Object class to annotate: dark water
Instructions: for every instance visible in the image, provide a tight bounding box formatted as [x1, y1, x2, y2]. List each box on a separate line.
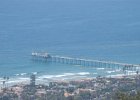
[0, 0, 140, 83]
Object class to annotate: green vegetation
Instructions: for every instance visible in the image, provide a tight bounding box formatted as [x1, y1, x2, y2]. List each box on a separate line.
[114, 91, 140, 100]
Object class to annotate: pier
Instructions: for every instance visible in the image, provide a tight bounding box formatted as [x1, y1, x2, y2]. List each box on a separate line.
[32, 52, 140, 71]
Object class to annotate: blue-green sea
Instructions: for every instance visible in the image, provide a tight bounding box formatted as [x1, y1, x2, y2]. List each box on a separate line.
[0, 0, 140, 84]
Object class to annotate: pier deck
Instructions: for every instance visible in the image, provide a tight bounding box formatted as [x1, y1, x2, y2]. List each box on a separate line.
[32, 52, 140, 70]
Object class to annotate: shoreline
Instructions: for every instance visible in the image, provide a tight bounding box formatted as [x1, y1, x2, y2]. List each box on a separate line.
[0, 72, 138, 87]
[0, 73, 139, 88]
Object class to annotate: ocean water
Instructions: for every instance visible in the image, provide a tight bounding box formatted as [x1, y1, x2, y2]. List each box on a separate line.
[0, 0, 140, 84]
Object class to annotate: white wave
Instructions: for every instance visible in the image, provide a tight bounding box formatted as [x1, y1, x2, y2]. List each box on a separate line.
[126, 71, 136, 73]
[7, 80, 24, 84]
[18, 77, 30, 80]
[38, 74, 67, 79]
[55, 75, 66, 78]
[0, 77, 30, 86]
[0, 78, 5, 82]
[38, 75, 55, 79]
[136, 67, 140, 70]
[32, 72, 38, 75]
[106, 74, 125, 78]
[38, 72, 90, 79]
[97, 68, 105, 70]
[107, 71, 116, 73]
[0, 72, 91, 86]
[77, 72, 90, 75]
[8, 78, 29, 83]
[126, 71, 137, 75]
[39, 74, 73, 79]
[15, 74, 20, 76]
[20, 73, 27, 76]
[129, 73, 137, 75]
[63, 73, 76, 76]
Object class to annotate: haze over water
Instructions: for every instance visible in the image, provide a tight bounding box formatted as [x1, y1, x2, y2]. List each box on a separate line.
[0, 0, 140, 83]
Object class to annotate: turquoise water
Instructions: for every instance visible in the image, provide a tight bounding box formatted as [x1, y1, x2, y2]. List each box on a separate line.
[0, 0, 140, 83]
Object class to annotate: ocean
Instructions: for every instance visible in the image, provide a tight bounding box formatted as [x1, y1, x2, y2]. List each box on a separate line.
[0, 0, 140, 85]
